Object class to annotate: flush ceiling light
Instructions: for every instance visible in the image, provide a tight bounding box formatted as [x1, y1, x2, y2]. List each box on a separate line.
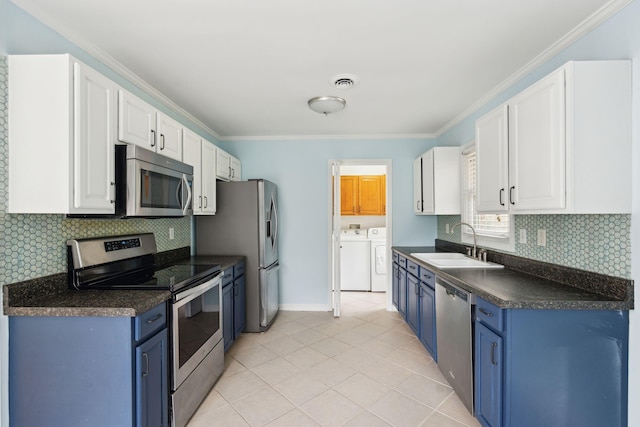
[308, 96, 346, 115]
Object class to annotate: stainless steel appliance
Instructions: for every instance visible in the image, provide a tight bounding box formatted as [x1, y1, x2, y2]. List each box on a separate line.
[435, 277, 476, 414]
[117, 144, 193, 217]
[196, 179, 280, 332]
[67, 233, 223, 427]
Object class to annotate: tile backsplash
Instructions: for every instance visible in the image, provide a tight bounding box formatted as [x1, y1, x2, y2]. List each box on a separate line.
[437, 214, 631, 279]
[0, 55, 191, 286]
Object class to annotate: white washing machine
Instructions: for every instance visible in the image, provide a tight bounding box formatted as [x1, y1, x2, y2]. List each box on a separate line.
[368, 227, 387, 292]
[340, 229, 371, 291]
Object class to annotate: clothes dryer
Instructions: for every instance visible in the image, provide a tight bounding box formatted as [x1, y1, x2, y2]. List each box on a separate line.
[368, 227, 387, 292]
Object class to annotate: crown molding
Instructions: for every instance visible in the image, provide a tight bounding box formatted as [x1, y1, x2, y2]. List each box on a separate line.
[10, 0, 223, 142]
[435, 0, 633, 137]
[221, 132, 436, 142]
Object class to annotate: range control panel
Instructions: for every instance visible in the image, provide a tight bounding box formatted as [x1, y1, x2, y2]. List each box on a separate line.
[104, 238, 142, 252]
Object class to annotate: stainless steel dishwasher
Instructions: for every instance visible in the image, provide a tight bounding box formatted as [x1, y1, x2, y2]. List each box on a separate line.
[436, 277, 476, 414]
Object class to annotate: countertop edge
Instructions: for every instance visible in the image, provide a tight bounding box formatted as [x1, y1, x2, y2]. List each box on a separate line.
[393, 246, 633, 311]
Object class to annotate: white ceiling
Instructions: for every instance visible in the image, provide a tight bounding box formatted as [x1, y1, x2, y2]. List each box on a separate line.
[11, 0, 629, 141]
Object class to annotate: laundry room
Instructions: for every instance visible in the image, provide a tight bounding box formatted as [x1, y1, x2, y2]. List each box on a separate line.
[338, 164, 388, 295]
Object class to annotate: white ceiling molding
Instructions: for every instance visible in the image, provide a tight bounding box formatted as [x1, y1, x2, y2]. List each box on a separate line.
[9, 0, 223, 142]
[222, 133, 438, 142]
[435, 0, 633, 138]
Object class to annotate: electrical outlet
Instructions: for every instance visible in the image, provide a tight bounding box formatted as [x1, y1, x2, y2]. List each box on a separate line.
[537, 229, 546, 247]
[169, 227, 175, 240]
[445, 224, 450, 234]
[519, 229, 527, 244]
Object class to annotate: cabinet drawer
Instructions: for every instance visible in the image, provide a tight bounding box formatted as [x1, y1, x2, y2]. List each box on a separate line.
[134, 303, 167, 342]
[476, 297, 504, 333]
[406, 260, 420, 277]
[392, 252, 399, 264]
[398, 255, 407, 269]
[221, 268, 234, 286]
[419, 267, 435, 288]
[234, 261, 245, 278]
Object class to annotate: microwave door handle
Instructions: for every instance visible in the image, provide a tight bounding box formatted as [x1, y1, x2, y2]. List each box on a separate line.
[182, 174, 192, 215]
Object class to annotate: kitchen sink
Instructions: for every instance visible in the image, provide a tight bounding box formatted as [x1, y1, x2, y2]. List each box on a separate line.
[410, 252, 504, 269]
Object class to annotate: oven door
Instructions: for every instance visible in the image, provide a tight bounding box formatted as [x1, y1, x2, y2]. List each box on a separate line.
[127, 157, 193, 217]
[171, 276, 222, 389]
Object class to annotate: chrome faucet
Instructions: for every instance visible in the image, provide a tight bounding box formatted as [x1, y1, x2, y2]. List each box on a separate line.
[451, 222, 477, 259]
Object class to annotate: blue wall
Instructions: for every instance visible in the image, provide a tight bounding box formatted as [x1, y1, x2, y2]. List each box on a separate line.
[219, 138, 437, 306]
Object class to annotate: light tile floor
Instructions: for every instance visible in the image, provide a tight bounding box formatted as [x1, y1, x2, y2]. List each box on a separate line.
[187, 292, 482, 427]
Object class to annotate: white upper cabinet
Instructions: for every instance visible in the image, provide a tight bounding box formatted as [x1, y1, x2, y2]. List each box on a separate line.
[201, 142, 218, 213]
[8, 54, 116, 214]
[118, 90, 183, 161]
[183, 129, 217, 215]
[215, 147, 241, 181]
[118, 89, 156, 149]
[413, 147, 460, 215]
[156, 112, 183, 161]
[476, 105, 509, 212]
[476, 60, 631, 214]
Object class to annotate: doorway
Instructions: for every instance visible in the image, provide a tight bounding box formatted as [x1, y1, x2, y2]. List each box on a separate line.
[328, 159, 392, 317]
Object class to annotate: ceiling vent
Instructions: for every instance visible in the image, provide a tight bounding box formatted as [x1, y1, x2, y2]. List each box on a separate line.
[331, 74, 358, 90]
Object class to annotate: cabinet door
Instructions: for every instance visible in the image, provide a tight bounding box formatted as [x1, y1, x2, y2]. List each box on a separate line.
[73, 61, 116, 213]
[476, 104, 509, 213]
[201, 141, 218, 214]
[418, 283, 436, 360]
[136, 328, 168, 427]
[216, 148, 231, 181]
[381, 175, 386, 215]
[398, 268, 407, 318]
[340, 176, 358, 215]
[421, 150, 435, 213]
[156, 112, 183, 161]
[182, 129, 203, 213]
[406, 273, 419, 333]
[358, 176, 383, 215]
[234, 276, 246, 337]
[392, 263, 399, 308]
[509, 68, 565, 211]
[222, 284, 234, 351]
[413, 157, 423, 214]
[475, 323, 503, 427]
[118, 89, 156, 149]
[230, 155, 242, 181]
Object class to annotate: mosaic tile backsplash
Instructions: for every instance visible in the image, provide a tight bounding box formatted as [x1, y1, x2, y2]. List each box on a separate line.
[0, 55, 191, 286]
[437, 214, 631, 279]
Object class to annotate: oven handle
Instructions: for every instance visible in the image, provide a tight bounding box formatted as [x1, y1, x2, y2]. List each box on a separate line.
[173, 276, 220, 304]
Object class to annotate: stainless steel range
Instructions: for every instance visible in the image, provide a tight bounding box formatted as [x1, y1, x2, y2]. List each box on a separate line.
[67, 233, 224, 427]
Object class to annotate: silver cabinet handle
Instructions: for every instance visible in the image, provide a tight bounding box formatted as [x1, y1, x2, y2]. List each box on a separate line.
[491, 342, 498, 366]
[146, 313, 163, 324]
[160, 134, 165, 150]
[150, 129, 156, 147]
[479, 307, 494, 317]
[509, 186, 515, 205]
[199, 196, 202, 208]
[142, 352, 149, 377]
[499, 188, 505, 206]
[204, 196, 208, 208]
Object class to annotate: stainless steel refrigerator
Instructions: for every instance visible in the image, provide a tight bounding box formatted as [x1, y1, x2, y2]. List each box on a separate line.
[196, 179, 279, 332]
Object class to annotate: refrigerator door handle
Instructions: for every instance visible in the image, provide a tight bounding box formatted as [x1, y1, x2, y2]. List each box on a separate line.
[271, 193, 279, 251]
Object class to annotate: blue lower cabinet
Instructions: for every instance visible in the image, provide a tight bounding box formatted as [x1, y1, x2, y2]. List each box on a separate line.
[398, 267, 407, 318]
[406, 273, 420, 333]
[222, 260, 246, 352]
[233, 275, 246, 338]
[475, 323, 502, 427]
[9, 302, 169, 427]
[418, 282, 436, 360]
[392, 263, 399, 308]
[136, 329, 169, 427]
[474, 297, 629, 427]
[222, 282, 234, 351]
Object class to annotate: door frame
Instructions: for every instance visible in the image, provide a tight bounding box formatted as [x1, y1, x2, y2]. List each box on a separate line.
[327, 159, 393, 315]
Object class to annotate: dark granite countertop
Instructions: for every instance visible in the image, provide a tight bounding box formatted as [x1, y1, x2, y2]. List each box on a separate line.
[393, 245, 633, 310]
[3, 251, 245, 317]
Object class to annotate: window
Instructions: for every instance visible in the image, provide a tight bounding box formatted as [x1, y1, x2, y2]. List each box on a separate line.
[460, 143, 515, 251]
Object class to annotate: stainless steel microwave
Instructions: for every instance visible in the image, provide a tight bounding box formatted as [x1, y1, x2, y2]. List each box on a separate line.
[116, 144, 193, 217]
